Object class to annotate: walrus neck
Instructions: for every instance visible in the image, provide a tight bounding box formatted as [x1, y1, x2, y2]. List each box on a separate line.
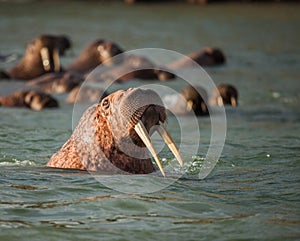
[9, 58, 45, 80]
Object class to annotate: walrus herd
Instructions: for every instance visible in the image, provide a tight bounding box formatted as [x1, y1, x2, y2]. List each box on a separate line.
[0, 34, 238, 175]
[0, 34, 236, 109]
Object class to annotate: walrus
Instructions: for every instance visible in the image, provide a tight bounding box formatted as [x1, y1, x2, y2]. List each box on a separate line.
[66, 86, 108, 104]
[66, 39, 124, 75]
[0, 90, 59, 111]
[166, 85, 209, 116]
[96, 54, 175, 83]
[1, 34, 71, 80]
[209, 84, 238, 107]
[167, 47, 226, 69]
[26, 72, 84, 94]
[46, 88, 183, 176]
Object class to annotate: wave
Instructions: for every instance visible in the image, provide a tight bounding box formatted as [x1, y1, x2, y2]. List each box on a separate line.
[0, 159, 36, 167]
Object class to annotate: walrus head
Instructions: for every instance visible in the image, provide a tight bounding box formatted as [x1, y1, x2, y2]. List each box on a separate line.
[47, 88, 183, 176]
[209, 84, 238, 107]
[31, 34, 71, 72]
[180, 85, 209, 116]
[97, 40, 124, 65]
[166, 85, 208, 116]
[66, 39, 124, 74]
[0, 90, 58, 110]
[24, 90, 59, 111]
[8, 34, 71, 80]
[202, 47, 226, 65]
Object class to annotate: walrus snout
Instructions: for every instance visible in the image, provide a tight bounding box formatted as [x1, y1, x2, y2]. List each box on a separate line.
[140, 105, 166, 134]
[118, 88, 166, 126]
[118, 88, 183, 175]
[24, 90, 59, 111]
[209, 84, 238, 107]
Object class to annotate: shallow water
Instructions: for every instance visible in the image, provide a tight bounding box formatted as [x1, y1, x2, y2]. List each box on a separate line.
[0, 1, 300, 241]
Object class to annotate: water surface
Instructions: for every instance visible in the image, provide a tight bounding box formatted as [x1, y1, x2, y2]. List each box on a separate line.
[0, 2, 300, 241]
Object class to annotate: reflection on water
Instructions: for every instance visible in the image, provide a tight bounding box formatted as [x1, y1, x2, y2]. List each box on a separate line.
[0, 1, 300, 241]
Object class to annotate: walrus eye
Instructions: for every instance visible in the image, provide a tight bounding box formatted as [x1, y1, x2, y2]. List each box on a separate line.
[101, 98, 110, 110]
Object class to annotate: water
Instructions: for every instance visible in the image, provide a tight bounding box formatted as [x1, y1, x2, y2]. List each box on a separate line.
[1, 1, 300, 240]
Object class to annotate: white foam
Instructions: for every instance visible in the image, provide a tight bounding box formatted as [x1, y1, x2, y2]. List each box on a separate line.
[0, 159, 36, 167]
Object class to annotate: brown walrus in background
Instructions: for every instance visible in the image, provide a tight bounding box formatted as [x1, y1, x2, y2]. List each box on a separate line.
[209, 84, 238, 107]
[166, 85, 209, 116]
[66, 39, 124, 75]
[66, 85, 108, 104]
[167, 47, 226, 69]
[93, 54, 175, 83]
[25, 39, 123, 93]
[26, 72, 84, 94]
[0, 34, 71, 80]
[0, 90, 59, 111]
[46, 88, 183, 176]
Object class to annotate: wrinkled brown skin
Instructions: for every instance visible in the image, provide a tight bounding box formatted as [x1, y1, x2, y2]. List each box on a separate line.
[0, 90, 59, 111]
[2, 35, 71, 81]
[98, 54, 175, 83]
[26, 72, 84, 94]
[66, 39, 124, 74]
[209, 84, 238, 107]
[168, 85, 209, 116]
[66, 86, 108, 104]
[46, 88, 166, 174]
[167, 47, 226, 69]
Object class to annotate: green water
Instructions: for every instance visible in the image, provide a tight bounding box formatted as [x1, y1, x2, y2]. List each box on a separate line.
[0, 1, 300, 240]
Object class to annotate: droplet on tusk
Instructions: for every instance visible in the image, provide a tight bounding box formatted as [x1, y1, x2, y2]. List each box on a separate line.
[134, 120, 165, 177]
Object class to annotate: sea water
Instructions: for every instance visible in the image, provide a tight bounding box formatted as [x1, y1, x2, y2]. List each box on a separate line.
[0, 2, 299, 240]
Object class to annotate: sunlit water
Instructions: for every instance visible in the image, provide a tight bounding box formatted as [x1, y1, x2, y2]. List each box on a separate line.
[0, 2, 300, 241]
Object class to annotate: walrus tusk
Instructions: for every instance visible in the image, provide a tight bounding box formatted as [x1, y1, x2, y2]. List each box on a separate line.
[156, 121, 184, 167]
[217, 96, 223, 107]
[201, 102, 207, 113]
[53, 48, 60, 72]
[186, 100, 193, 112]
[134, 120, 165, 177]
[40, 47, 51, 71]
[231, 96, 237, 107]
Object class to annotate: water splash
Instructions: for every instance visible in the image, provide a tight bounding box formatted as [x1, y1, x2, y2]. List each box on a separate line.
[0, 158, 36, 167]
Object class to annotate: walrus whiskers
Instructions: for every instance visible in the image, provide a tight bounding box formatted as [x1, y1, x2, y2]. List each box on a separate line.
[134, 120, 165, 177]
